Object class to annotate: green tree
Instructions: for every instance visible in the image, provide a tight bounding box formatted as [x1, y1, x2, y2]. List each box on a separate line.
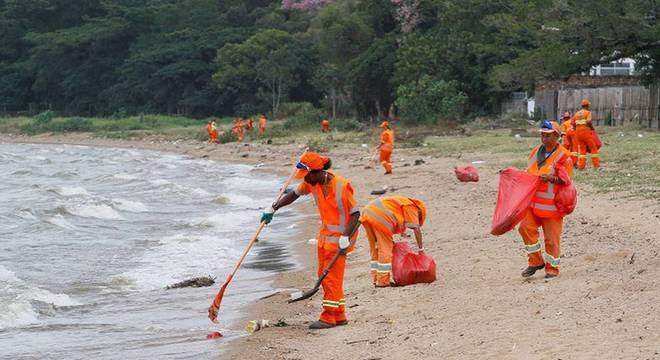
[214, 29, 317, 118]
[395, 75, 466, 123]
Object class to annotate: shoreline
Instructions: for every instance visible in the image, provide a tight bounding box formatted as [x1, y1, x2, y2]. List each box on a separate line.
[3, 132, 660, 359]
[0, 132, 320, 355]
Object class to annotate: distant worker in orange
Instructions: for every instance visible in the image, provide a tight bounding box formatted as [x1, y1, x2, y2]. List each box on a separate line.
[261, 152, 360, 329]
[572, 99, 600, 170]
[361, 196, 426, 287]
[207, 120, 218, 143]
[519, 120, 573, 279]
[246, 117, 254, 131]
[561, 111, 578, 165]
[321, 118, 331, 133]
[378, 121, 394, 175]
[236, 118, 245, 143]
[259, 114, 267, 135]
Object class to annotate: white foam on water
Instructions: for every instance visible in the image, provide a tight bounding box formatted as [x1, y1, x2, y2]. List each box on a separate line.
[18, 287, 82, 307]
[47, 215, 77, 230]
[0, 265, 82, 329]
[191, 212, 251, 232]
[112, 198, 149, 213]
[0, 265, 20, 283]
[67, 203, 124, 220]
[0, 302, 40, 329]
[15, 209, 37, 221]
[26, 155, 48, 161]
[115, 234, 242, 290]
[114, 173, 138, 180]
[54, 186, 90, 197]
[149, 179, 172, 186]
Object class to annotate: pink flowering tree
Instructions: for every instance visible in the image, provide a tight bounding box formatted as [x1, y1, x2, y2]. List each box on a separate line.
[281, 0, 335, 13]
[391, 0, 422, 33]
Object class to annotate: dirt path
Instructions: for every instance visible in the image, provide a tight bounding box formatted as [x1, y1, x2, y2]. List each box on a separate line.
[223, 144, 660, 360]
[3, 133, 659, 359]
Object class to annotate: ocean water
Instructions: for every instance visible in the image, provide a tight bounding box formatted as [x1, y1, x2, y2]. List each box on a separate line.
[0, 143, 302, 359]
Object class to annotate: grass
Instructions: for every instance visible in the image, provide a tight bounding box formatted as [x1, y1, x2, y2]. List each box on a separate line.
[1, 114, 657, 198]
[416, 126, 660, 199]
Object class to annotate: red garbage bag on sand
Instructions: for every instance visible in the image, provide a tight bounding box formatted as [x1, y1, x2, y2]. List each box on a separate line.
[392, 242, 436, 286]
[490, 168, 541, 235]
[555, 165, 577, 215]
[454, 165, 480, 182]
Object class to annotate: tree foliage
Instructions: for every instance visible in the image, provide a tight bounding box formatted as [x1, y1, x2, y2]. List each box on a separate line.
[0, 0, 657, 122]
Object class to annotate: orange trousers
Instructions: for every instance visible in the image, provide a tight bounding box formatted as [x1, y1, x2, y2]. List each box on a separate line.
[259, 126, 266, 135]
[380, 150, 392, 174]
[518, 211, 562, 276]
[363, 221, 394, 286]
[576, 130, 600, 169]
[564, 133, 578, 165]
[317, 245, 347, 324]
[209, 131, 218, 143]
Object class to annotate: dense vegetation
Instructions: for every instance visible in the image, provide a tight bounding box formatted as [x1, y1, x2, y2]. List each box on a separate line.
[1, 0, 658, 122]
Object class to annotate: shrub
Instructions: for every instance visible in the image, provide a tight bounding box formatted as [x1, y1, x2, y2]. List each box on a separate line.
[395, 75, 467, 124]
[34, 111, 55, 123]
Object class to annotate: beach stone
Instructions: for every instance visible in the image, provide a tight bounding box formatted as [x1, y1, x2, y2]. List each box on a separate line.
[166, 276, 215, 289]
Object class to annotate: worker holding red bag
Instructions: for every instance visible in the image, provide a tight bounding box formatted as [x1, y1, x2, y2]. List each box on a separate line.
[519, 120, 573, 279]
[360, 196, 426, 287]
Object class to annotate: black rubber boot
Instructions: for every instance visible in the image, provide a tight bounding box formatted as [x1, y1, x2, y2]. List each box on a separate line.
[309, 320, 336, 329]
[521, 264, 545, 278]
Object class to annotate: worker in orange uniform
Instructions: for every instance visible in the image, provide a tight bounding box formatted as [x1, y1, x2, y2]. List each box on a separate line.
[232, 118, 245, 142]
[207, 120, 218, 143]
[246, 117, 254, 131]
[260, 152, 360, 329]
[519, 120, 573, 279]
[259, 114, 267, 135]
[361, 196, 427, 287]
[321, 118, 331, 133]
[572, 99, 600, 170]
[378, 121, 394, 175]
[561, 112, 578, 165]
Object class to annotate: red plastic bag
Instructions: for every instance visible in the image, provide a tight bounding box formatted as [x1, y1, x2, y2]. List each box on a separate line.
[392, 242, 436, 286]
[490, 168, 541, 235]
[454, 165, 479, 182]
[555, 165, 577, 215]
[592, 130, 602, 150]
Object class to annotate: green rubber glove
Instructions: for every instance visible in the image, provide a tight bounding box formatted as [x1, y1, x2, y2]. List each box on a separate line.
[261, 206, 274, 224]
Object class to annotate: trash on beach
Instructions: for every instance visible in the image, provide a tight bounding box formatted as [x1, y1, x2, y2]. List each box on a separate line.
[361, 143, 368, 147]
[165, 276, 215, 290]
[206, 331, 223, 340]
[637, 134, 644, 138]
[307, 238, 318, 245]
[245, 319, 270, 334]
[471, 160, 486, 164]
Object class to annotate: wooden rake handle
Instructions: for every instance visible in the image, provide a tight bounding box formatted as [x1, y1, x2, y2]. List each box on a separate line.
[208, 148, 306, 323]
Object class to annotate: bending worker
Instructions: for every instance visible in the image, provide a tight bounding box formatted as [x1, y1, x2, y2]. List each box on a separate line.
[321, 118, 331, 133]
[561, 111, 578, 165]
[572, 99, 600, 170]
[378, 121, 394, 175]
[361, 196, 426, 287]
[519, 120, 573, 279]
[261, 152, 360, 329]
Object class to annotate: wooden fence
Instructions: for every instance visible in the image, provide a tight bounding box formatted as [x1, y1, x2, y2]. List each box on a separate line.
[535, 77, 660, 129]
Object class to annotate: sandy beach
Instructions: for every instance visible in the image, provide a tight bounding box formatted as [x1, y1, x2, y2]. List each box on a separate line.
[3, 132, 659, 360]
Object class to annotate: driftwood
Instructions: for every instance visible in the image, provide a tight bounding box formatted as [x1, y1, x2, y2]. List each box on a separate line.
[166, 275, 215, 290]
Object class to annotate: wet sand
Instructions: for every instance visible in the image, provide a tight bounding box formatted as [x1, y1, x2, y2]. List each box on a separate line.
[3, 132, 659, 359]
